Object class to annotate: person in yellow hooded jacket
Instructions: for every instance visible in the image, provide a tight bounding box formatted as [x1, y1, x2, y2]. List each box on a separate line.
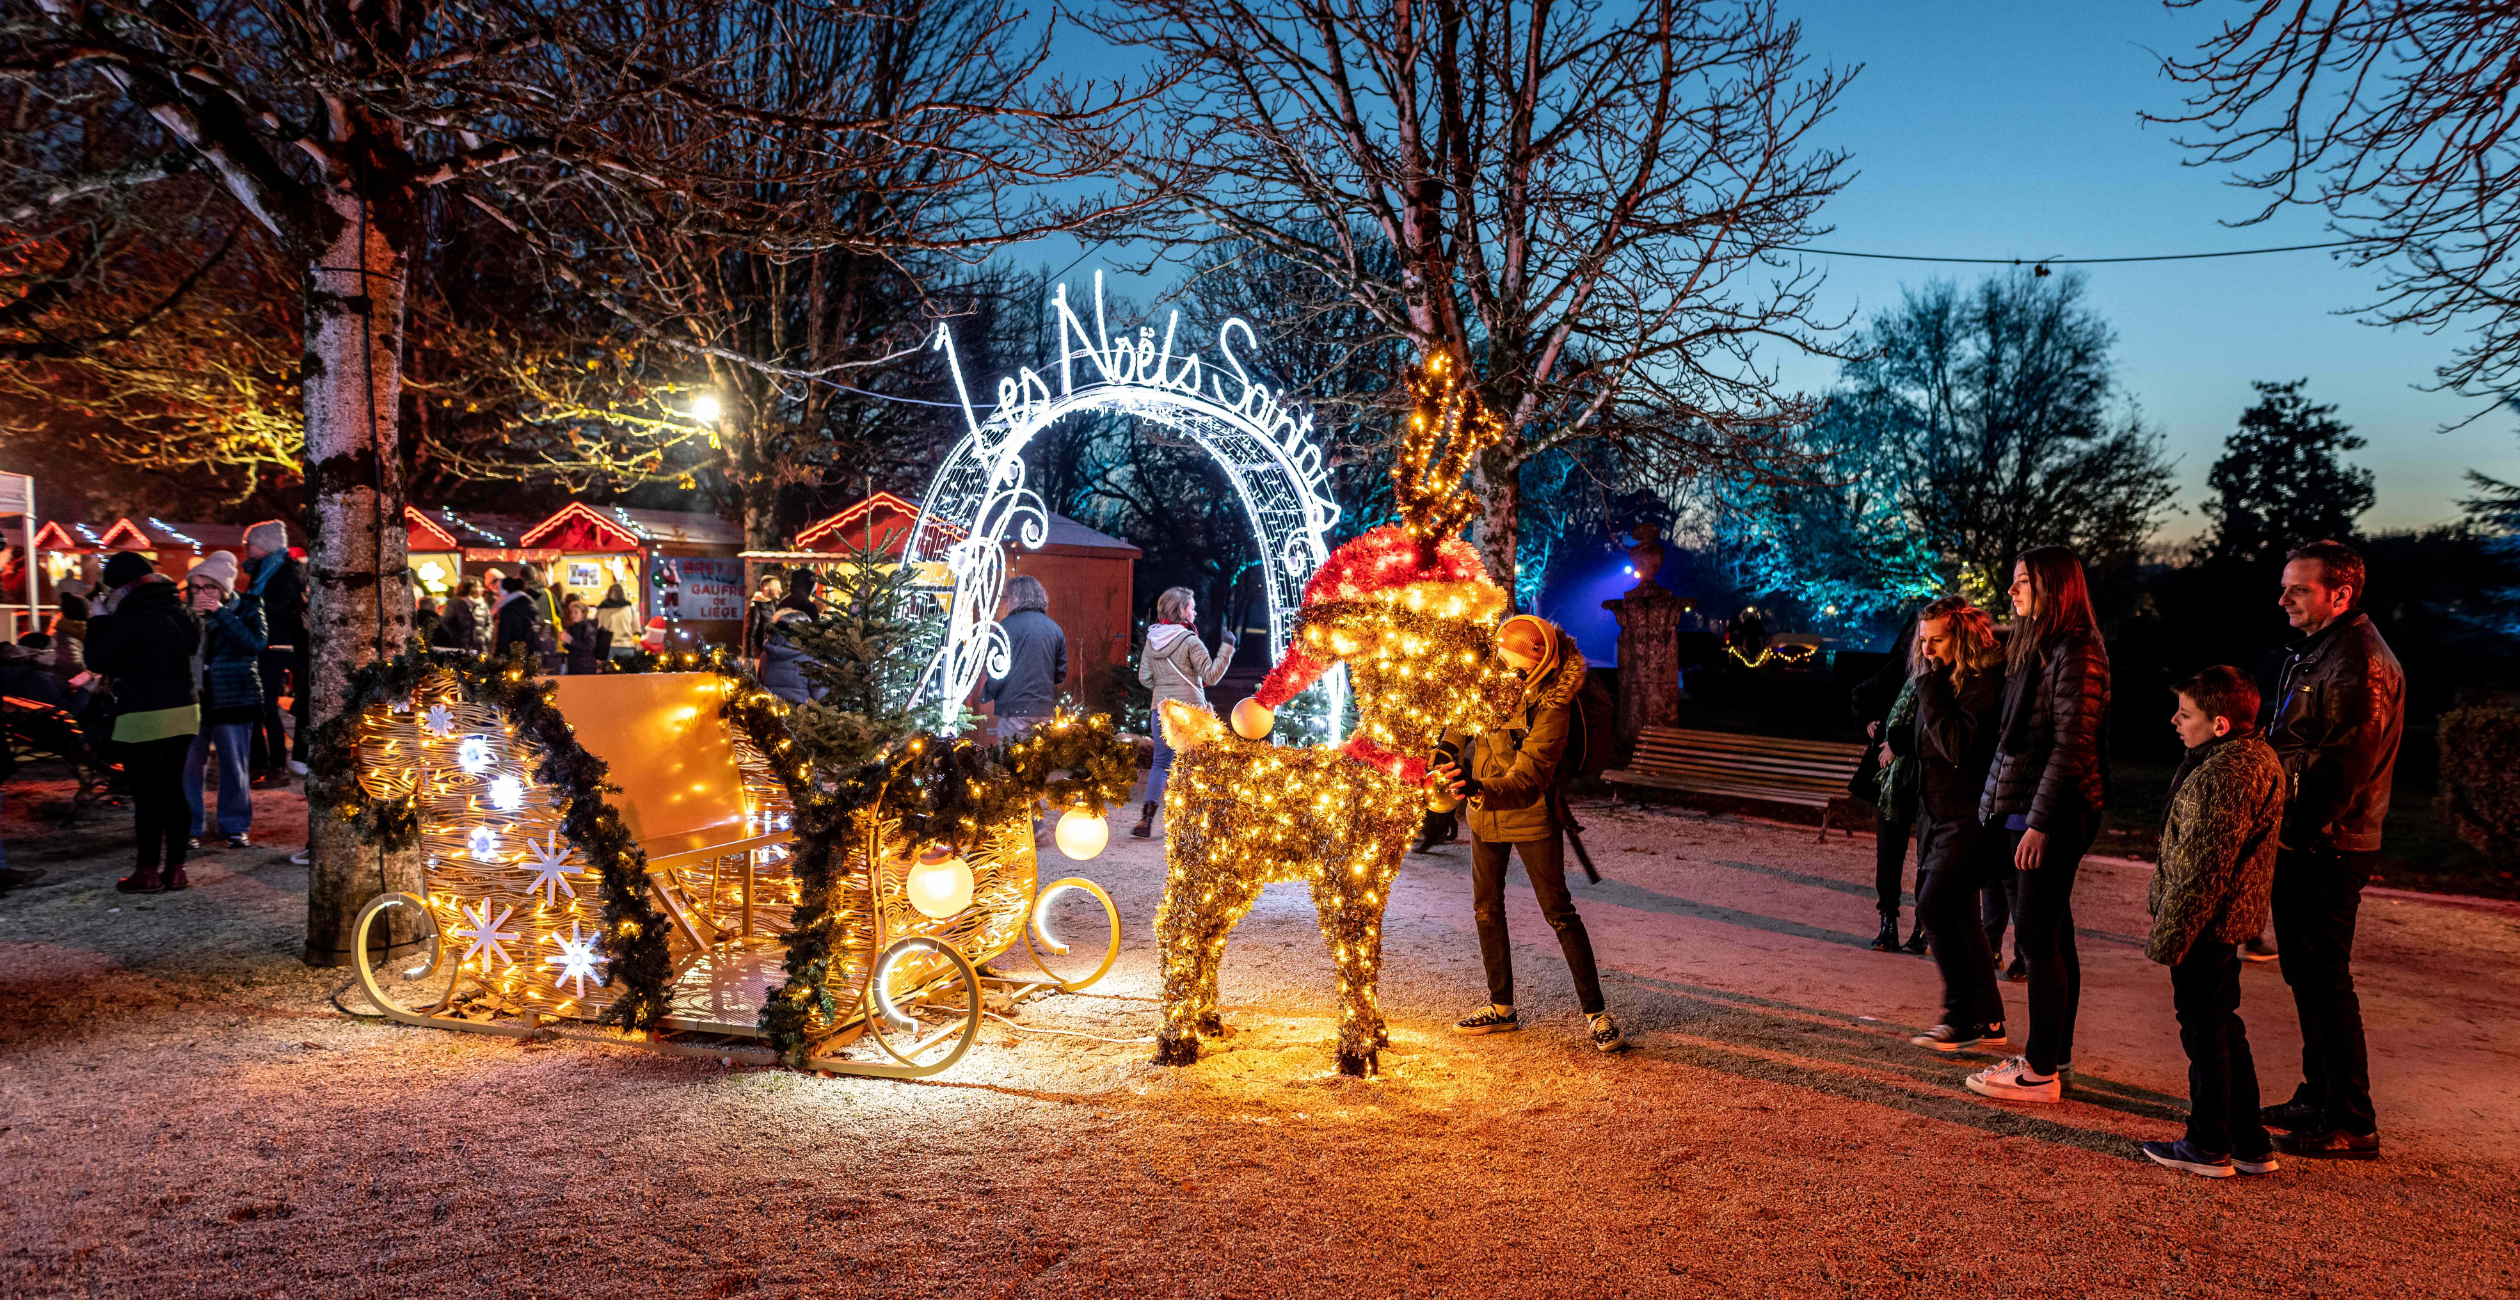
[1432, 615, 1624, 1052]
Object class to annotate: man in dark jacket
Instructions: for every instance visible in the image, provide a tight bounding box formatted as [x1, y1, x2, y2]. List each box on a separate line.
[86, 551, 201, 892]
[983, 575, 1067, 741]
[2261, 540, 2402, 1160]
[243, 522, 307, 780]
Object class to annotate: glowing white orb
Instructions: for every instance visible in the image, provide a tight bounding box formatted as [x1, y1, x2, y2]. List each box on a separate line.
[905, 849, 974, 920]
[688, 393, 722, 424]
[456, 735, 493, 774]
[1053, 808, 1109, 861]
[487, 775, 525, 811]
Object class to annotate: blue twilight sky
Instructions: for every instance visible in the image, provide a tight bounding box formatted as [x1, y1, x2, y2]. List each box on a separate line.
[1007, 1, 2520, 538]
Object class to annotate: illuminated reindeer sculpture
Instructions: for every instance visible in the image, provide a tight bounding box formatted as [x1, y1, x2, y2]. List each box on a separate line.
[1151, 357, 1514, 1076]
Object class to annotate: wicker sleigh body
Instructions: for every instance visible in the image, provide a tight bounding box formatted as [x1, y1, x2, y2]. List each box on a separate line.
[345, 667, 1117, 1077]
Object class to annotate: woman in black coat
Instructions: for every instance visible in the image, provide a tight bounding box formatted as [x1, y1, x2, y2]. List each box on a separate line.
[1964, 547, 2111, 1104]
[1902, 595, 2012, 1054]
[84, 552, 202, 893]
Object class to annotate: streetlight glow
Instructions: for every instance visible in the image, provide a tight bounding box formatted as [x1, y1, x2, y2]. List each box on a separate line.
[688, 393, 721, 424]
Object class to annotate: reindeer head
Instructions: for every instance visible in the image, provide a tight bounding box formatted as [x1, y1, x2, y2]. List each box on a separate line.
[1247, 356, 1516, 756]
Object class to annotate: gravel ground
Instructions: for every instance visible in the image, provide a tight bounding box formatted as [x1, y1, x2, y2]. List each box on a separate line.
[3, 776, 2517, 1299]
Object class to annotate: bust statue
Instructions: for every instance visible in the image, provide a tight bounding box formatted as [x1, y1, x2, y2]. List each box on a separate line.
[1627, 522, 1667, 593]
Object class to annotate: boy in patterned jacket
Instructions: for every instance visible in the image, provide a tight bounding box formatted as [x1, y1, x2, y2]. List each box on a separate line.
[2140, 665, 2287, 1179]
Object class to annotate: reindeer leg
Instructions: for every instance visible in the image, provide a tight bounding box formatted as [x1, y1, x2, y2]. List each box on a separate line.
[1313, 860, 1388, 1077]
[1153, 850, 1265, 1066]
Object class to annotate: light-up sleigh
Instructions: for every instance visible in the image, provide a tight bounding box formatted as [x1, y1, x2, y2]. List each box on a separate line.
[341, 667, 1120, 1078]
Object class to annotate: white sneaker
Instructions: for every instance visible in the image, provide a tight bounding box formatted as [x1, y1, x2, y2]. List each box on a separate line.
[1964, 1056, 2061, 1103]
[289, 850, 311, 866]
[289, 760, 309, 777]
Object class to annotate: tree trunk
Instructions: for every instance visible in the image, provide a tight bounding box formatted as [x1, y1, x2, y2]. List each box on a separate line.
[301, 178, 425, 966]
[1471, 446, 1522, 600]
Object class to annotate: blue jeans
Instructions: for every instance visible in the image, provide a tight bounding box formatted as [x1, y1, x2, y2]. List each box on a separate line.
[1146, 724, 1178, 805]
[185, 722, 254, 838]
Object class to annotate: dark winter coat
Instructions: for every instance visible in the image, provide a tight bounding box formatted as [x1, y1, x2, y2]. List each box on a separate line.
[85, 577, 200, 716]
[1979, 625, 2111, 832]
[1846, 613, 1919, 800]
[1913, 660, 2005, 821]
[0, 643, 67, 707]
[758, 610, 823, 704]
[562, 616, 603, 675]
[1465, 630, 1587, 844]
[491, 591, 550, 663]
[2267, 611, 2404, 854]
[430, 598, 480, 653]
[983, 607, 1067, 719]
[2147, 732, 2285, 965]
[252, 552, 309, 649]
[199, 592, 268, 723]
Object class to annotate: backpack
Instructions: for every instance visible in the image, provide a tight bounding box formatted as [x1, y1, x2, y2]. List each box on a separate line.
[1564, 670, 1617, 782]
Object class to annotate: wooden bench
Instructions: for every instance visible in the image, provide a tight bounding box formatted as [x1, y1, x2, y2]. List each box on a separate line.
[4, 694, 115, 821]
[1603, 726, 1873, 840]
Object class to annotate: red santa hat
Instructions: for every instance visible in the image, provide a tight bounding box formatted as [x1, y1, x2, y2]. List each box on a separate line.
[1250, 525, 1504, 709]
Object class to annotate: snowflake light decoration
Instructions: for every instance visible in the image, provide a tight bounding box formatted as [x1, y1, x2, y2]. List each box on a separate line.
[487, 774, 525, 812]
[423, 704, 456, 739]
[449, 898, 521, 970]
[545, 920, 607, 997]
[520, 830, 577, 904]
[468, 825, 501, 860]
[456, 735, 494, 774]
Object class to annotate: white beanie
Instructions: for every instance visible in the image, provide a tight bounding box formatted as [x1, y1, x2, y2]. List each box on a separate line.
[189, 551, 241, 593]
[243, 519, 289, 555]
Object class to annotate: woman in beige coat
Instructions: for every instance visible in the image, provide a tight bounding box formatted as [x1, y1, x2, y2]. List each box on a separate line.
[1133, 586, 1236, 838]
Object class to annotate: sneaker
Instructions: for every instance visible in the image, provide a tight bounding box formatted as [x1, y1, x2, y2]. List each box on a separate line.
[1451, 1004, 1520, 1035]
[186, 837, 205, 852]
[1963, 1056, 2060, 1103]
[1588, 1011, 1626, 1053]
[1900, 928, 1930, 956]
[289, 850, 311, 867]
[289, 760, 310, 777]
[226, 834, 251, 850]
[2002, 955, 2029, 983]
[2140, 1139, 2235, 1179]
[2241, 935, 2279, 964]
[2273, 1127, 2381, 1160]
[2232, 1150, 2281, 1176]
[1910, 1023, 2003, 1053]
[2259, 1100, 2322, 1133]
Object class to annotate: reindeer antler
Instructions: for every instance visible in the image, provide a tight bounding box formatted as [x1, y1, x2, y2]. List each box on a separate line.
[1389, 353, 1504, 554]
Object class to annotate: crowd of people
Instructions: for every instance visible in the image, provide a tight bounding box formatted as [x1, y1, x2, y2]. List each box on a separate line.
[1847, 539, 2401, 1177]
[6, 523, 2409, 1177]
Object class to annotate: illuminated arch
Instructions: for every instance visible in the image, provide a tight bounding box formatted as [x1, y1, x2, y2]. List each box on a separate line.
[904, 276, 1345, 735]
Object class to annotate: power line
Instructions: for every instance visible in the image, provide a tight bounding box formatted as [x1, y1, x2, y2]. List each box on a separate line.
[1787, 237, 2369, 265]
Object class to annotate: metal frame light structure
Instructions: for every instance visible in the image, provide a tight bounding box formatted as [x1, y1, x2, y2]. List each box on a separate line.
[903, 275, 1346, 737]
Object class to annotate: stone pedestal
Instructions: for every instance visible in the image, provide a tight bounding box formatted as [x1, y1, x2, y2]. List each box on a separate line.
[1605, 585, 1685, 752]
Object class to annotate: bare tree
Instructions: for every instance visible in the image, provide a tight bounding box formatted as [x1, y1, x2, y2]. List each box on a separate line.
[1080, 0, 1854, 576]
[0, 0, 1151, 963]
[2153, 1, 2520, 402]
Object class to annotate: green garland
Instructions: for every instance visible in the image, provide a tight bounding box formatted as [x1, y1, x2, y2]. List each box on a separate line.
[308, 643, 678, 1030]
[756, 712, 1139, 1062]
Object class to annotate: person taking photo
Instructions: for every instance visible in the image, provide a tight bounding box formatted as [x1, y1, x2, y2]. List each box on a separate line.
[1433, 614, 1623, 1054]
